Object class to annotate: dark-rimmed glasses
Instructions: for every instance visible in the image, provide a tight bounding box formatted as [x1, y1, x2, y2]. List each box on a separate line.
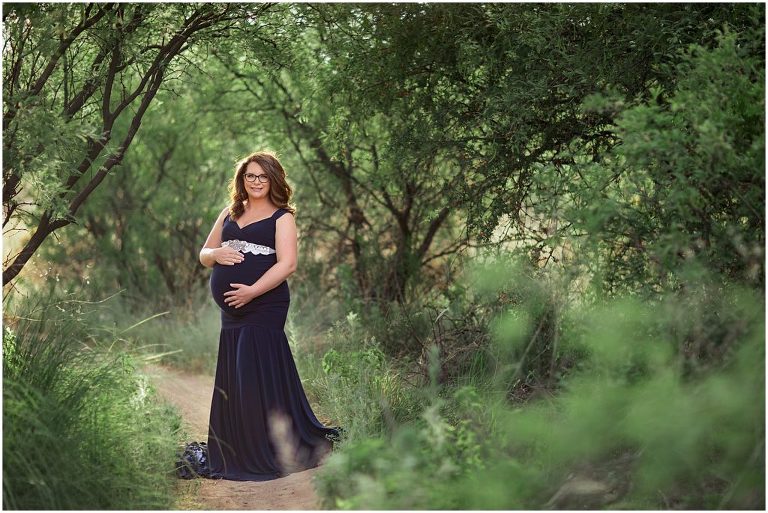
[244, 173, 269, 183]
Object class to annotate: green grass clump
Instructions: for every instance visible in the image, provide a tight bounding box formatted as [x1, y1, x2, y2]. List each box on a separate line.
[293, 311, 423, 441]
[3, 288, 182, 510]
[312, 356, 495, 510]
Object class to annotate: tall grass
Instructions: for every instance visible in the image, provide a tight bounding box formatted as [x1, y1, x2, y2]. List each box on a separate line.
[122, 300, 221, 376]
[291, 311, 423, 441]
[60, 284, 222, 375]
[3, 286, 182, 509]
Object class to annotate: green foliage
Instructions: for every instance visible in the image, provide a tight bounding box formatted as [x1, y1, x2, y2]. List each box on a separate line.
[310, 3, 763, 241]
[326, 279, 502, 388]
[564, 27, 764, 294]
[315, 419, 488, 509]
[296, 311, 422, 441]
[472, 254, 588, 399]
[321, 345, 386, 380]
[493, 285, 764, 508]
[314, 376, 490, 509]
[2, 287, 182, 509]
[314, 260, 764, 509]
[3, 3, 274, 285]
[101, 289, 222, 375]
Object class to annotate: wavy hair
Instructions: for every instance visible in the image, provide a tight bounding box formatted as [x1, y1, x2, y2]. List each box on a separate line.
[227, 150, 296, 219]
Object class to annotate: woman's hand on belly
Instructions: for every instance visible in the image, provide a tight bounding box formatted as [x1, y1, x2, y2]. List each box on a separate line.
[215, 247, 244, 265]
[223, 283, 257, 309]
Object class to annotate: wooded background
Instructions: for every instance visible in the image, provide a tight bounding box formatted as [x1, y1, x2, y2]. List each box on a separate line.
[3, 3, 764, 509]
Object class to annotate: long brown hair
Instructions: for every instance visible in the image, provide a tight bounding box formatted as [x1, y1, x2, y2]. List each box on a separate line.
[227, 150, 296, 219]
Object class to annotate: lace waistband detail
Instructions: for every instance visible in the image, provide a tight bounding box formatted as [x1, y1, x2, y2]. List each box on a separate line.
[222, 239, 276, 255]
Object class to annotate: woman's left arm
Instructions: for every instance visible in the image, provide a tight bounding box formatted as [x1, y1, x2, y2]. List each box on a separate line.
[224, 213, 298, 309]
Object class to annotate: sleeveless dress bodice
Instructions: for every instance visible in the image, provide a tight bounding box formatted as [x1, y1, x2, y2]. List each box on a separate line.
[222, 208, 282, 249]
[209, 208, 290, 326]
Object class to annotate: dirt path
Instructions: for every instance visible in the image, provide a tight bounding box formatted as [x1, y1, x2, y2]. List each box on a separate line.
[141, 363, 326, 510]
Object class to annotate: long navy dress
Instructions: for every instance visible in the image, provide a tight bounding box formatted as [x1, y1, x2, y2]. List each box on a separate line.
[207, 207, 339, 481]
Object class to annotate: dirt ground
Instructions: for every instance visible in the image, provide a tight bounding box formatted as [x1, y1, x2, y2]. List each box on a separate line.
[142, 363, 327, 510]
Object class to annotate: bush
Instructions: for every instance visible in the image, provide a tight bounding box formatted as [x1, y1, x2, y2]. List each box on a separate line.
[314, 263, 764, 509]
[314, 381, 488, 509]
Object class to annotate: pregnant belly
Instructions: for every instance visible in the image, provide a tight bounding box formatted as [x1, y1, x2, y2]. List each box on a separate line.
[209, 256, 289, 314]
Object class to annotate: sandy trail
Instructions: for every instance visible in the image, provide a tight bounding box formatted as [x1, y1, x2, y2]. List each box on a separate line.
[141, 363, 326, 510]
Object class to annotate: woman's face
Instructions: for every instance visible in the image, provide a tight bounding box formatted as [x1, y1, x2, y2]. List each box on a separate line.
[243, 161, 271, 201]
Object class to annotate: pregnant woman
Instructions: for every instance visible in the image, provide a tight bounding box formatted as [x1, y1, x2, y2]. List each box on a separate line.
[199, 150, 340, 481]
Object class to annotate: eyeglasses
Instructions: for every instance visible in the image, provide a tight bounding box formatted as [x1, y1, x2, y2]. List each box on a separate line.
[244, 173, 269, 183]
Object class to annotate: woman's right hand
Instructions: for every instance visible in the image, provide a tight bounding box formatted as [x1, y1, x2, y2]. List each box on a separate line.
[214, 247, 244, 265]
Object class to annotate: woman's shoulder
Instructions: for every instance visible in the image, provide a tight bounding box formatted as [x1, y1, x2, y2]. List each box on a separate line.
[275, 207, 294, 223]
[219, 205, 234, 226]
[274, 207, 294, 220]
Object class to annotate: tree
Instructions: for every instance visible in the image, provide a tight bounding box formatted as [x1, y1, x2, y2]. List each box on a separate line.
[563, 26, 765, 294]
[2, 3, 273, 285]
[196, 3, 763, 305]
[210, 8, 471, 305]
[309, 3, 762, 246]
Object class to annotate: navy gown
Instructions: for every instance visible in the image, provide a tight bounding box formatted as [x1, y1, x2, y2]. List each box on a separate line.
[207, 207, 339, 481]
